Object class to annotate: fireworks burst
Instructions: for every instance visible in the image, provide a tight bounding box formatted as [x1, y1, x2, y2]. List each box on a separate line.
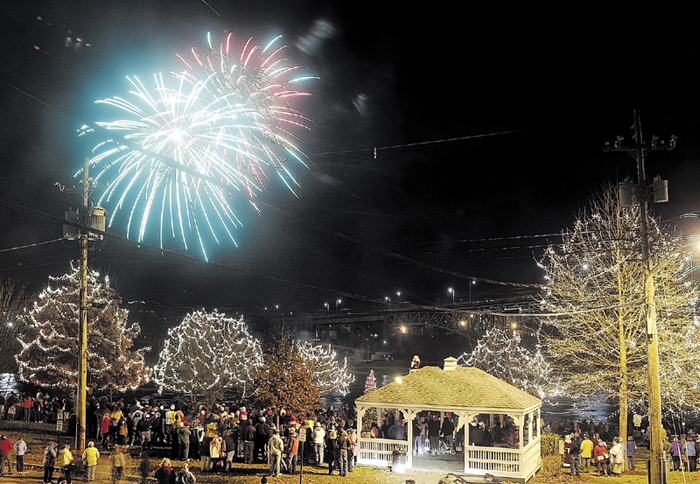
[79, 32, 316, 260]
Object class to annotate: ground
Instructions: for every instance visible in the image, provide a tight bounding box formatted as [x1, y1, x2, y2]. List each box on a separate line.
[2, 421, 700, 484]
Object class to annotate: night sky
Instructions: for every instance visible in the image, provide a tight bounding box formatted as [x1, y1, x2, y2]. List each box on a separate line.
[2, 3, 700, 320]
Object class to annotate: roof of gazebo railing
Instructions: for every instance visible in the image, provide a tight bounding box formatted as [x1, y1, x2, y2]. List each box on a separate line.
[356, 358, 541, 412]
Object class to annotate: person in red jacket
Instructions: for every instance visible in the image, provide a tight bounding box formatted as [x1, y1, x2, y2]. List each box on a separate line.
[0, 435, 13, 476]
[593, 440, 609, 477]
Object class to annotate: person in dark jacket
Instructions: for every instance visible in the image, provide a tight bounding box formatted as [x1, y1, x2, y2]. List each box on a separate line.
[243, 420, 256, 464]
[327, 430, 339, 475]
[153, 458, 175, 484]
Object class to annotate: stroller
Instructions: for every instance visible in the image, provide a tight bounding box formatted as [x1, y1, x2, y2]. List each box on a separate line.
[439, 436, 456, 455]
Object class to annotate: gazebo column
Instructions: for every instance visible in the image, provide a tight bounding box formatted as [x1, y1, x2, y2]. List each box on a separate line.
[357, 406, 365, 435]
[454, 411, 473, 473]
[403, 409, 418, 469]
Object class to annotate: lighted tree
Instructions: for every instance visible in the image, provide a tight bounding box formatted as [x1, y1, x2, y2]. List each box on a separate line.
[537, 187, 700, 441]
[253, 336, 320, 417]
[15, 264, 149, 393]
[0, 277, 27, 373]
[457, 328, 558, 400]
[295, 341, 354, 395]
[365, 369, 377, 393]
[152, 310, 263, 399]
[361, 369, 379, 431]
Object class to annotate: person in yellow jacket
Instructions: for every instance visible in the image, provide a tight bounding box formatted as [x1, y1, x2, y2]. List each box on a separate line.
[82, 441, 100, 481]
[580, 434, 594, 473]
[57, 444, 75, 484]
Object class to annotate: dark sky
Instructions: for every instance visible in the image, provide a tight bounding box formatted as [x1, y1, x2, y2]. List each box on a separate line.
[2, 4, 700, 316]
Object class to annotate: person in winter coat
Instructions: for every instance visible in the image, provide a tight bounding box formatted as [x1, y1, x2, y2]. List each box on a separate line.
[672, 437, 684, 472]
[268, 429, 284, 477]
[209, 433, 224, 472]
[58, 444, 75, 484]
[593, 440, 609, 477]
[175, 462, 196, 484]
[327, 430, 339, 475]
[101, 414, 112, 449]
[312, 422, 326, 465]
[82, 441, 100, 481]
[338, 430, 350, 477]
[609, 437, 625, 476]
[153, 458, 175, 484]
[286, 428, 300, 475]
[0, 434, 12, 476]
[14, 436, 27, 474]
[43, 442, 57, 484]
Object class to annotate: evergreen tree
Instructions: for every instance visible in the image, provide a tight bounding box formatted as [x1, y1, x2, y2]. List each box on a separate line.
[152, 310, 263, 398]
[361, 369, 378, 432]
[15, 263, 149, 393]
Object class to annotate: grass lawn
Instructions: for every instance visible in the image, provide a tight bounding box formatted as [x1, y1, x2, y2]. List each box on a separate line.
[3, 420, 700, 483]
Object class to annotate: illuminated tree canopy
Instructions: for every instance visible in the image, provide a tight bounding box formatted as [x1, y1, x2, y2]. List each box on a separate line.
[15, 264, 149, 392]
[295, 341, 354, 395]
[457, 328, 556, 400]
[152, 309, 263, 397]
[537, 187, 700, 433]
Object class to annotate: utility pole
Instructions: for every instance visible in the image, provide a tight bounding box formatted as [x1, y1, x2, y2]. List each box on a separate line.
[604, 110, 676, 484]
[63, 158, 105, 452]
[77, 158, 90, 452]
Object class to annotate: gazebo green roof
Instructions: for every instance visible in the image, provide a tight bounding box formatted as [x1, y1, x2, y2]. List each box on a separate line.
[356, 364, 541, 412]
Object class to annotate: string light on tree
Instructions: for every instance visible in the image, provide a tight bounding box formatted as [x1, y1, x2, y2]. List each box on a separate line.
[152, 310, 263, 398]
[15, 263, 149, 393]
[456, 328, 557, 400]
[295, 341, 354, 395]
[537, 187, 700, 430]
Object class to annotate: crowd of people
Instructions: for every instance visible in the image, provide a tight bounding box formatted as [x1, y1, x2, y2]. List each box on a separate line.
[0, 392, 71, 424]
[556, 418, 700, 477]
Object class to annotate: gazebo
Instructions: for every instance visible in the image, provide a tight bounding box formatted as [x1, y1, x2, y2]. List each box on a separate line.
[355, 357, 543, 483]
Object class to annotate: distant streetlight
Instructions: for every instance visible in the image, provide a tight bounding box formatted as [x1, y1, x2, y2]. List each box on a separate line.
[336, 298, 342, 312]
[324, 302, 329, 313]
[469, 280, 476, 303]
[448, 287, 455, 305]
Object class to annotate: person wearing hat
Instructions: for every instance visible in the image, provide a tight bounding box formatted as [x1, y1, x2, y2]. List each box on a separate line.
[286, 428, 300, 474]
[82, 442, 100, 481]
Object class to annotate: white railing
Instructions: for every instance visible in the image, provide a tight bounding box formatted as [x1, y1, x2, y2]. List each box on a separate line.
[467, 446, 521, 475]
[357, 438, 409, 466]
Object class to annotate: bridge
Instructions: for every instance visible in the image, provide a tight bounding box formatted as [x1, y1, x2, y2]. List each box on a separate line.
[271, 297, 542, 358]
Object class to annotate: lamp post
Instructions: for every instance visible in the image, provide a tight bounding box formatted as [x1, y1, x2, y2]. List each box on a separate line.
[448, 287, 455, 305]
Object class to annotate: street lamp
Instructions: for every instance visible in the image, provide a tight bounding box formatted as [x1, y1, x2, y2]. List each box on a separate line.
[336, 298, 342, 312]
[448, 287, 455, 305]
[469, 280, 476, 303]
